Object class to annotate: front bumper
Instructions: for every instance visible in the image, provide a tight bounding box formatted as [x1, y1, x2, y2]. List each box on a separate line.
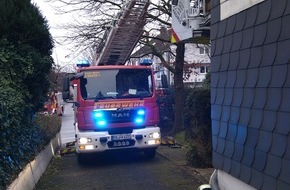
[75, 127, 161, 154]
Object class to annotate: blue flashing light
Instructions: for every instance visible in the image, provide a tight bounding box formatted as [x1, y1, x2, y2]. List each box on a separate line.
[93, 110, 107, 128]
[135, 118, 144, 124]
[77, 60, 90, 67]
[140, 58, 153, 66]
[134, 108, 146, 125]
[94, 111, 103, 118]
[97, 120, 107, 127]
[137, 109, 145, 115]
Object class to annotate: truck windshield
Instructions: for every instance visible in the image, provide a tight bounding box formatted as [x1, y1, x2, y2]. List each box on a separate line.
[80, 69, 153, 100]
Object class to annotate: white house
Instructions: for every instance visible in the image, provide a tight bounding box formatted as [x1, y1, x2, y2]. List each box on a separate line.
[128, 29, 210, 88]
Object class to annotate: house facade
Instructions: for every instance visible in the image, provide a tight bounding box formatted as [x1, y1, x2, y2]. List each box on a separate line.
[129, 43, 211, 88]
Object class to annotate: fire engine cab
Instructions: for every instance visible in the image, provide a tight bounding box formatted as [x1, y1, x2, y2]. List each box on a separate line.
[62, 60, 161, 164]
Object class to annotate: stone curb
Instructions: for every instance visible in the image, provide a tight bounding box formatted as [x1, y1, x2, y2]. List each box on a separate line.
[8, 133, 61, 190]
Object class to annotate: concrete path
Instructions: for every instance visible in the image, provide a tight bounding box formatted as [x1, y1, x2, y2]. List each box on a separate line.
[59, 103, 75, 147]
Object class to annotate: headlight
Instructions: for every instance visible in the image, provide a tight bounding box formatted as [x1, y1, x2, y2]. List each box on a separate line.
[79, 137, 92, 144]
[149, 132, 160, 139]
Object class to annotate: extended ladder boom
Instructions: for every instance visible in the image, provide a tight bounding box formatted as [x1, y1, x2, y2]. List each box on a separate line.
[96, 0, 150, 65]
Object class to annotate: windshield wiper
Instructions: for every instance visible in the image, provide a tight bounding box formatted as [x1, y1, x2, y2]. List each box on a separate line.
[94, 91, 116, 102]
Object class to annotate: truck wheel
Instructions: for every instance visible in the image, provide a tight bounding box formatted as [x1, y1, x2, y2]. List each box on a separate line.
[144, 148, 156, 159]
[77, 154, 87, 165]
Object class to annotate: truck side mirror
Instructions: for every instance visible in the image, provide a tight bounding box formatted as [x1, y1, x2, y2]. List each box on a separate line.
[62, 91, 70, 100]
[63, 76, 72, 101]
[63, 76, 70, 92]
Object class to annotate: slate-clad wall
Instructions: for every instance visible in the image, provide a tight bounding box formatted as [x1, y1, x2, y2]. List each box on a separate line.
[211, 0, 290, 189]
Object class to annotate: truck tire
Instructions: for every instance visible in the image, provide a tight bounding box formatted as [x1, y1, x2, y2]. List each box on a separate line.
[144, 148, 156, 159]
[77, 153, 87, 165]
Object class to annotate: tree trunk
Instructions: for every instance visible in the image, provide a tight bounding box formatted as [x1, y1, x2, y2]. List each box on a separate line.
[172, 42, 185, 134]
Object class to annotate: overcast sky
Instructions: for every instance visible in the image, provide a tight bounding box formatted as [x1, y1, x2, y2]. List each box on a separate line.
[32, 0, 77, 71]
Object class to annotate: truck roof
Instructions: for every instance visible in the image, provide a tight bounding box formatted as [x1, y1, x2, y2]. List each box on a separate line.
[78, 65, 152, 72]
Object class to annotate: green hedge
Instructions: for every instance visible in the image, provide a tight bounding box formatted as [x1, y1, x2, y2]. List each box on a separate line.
[184, 88, 212, 168]
[157, 85, 212, 168]
[0, 83, 61, 190]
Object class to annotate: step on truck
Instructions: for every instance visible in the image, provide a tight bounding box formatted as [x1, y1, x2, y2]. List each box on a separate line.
[62, 60, 162, 164]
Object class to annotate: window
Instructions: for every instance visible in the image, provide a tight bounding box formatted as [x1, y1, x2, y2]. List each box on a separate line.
[199, 46, 209, 55]
[81, 69, 153, 99]
[200, 66, 210, 74]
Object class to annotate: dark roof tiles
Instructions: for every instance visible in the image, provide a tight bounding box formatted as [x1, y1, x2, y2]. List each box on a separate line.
[216, 137, 226, 154]
[225, 70, 236, 88]
[245, 68, 259, 88]
[231, 31, 243, 52]
[262, 174, 277, 190]
[245, 6, 258, 28]
[240, 165, 252, 183]
[256, 0, 271, 25]
[233, 143, 244, 162]
[219, 122, 228, 139]
[265, 18, 282, 44]
[249, 46, 263, 68]
[252, 23, 267, 47]
[265, 88, 282, 111]
[280, 88, 290, 112]
[270, 65, 287, 88]
[235, 11, 246, 32]
[229, 51, 240, 70]
[215, 88, 225, 105]
[225, 16, 236, 35]
[241, 28, 254, 50]
[256, 67, 272, 88]
[264, 154, 282, 178]
[242, 88, 255, 108]
[252, 150, 267, 171]
[246, 128, 259, 148]
[252, 88, 267, 109]
[218, 20, 227, 38]
[238, 49, 251, 69]
[242, 146, 255, 167]
[250, 169, 263, 189]
[239, 108, 251, 126]
[269, 0, 287, 20]
[220, 53, 230, 71]
[261, 110, 277, 132]
[230, 160, 241, 179]
[256, 130, 272, 153]
[223, 88, 234, 106]
[275, 40, 290, 66]
[249, 109, 263, 130]
[270, 133, 287, 157]
[274, 112, 290, 135]
[261, 43, 277, 67]
[279, 15, 290, 41]
[235, 70, 247, 88]
[279, 159, 290, 183]
[285, 0, 290, 15]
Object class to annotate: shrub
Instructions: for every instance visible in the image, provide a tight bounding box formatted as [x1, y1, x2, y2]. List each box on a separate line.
[184, 88, 212, 168]
[157, 87, 175, 133]
[33, 114, 62, 146]
[0, 87, 61, 190]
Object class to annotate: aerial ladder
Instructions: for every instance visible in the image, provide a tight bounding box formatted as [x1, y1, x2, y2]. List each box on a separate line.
[171, 0, 210, 43]
[96, 0, 150, 65]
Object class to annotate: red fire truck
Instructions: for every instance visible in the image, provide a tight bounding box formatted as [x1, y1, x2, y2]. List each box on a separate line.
[62, 61, 162, 163]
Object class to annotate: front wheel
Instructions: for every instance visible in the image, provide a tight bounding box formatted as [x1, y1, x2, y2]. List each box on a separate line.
[144, 148, 156, 159]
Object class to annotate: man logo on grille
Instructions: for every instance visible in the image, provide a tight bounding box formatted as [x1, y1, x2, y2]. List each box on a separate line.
[111, 112, 130, 118]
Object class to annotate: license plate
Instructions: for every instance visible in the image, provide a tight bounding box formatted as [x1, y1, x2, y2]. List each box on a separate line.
[111, 134, 131, 141]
